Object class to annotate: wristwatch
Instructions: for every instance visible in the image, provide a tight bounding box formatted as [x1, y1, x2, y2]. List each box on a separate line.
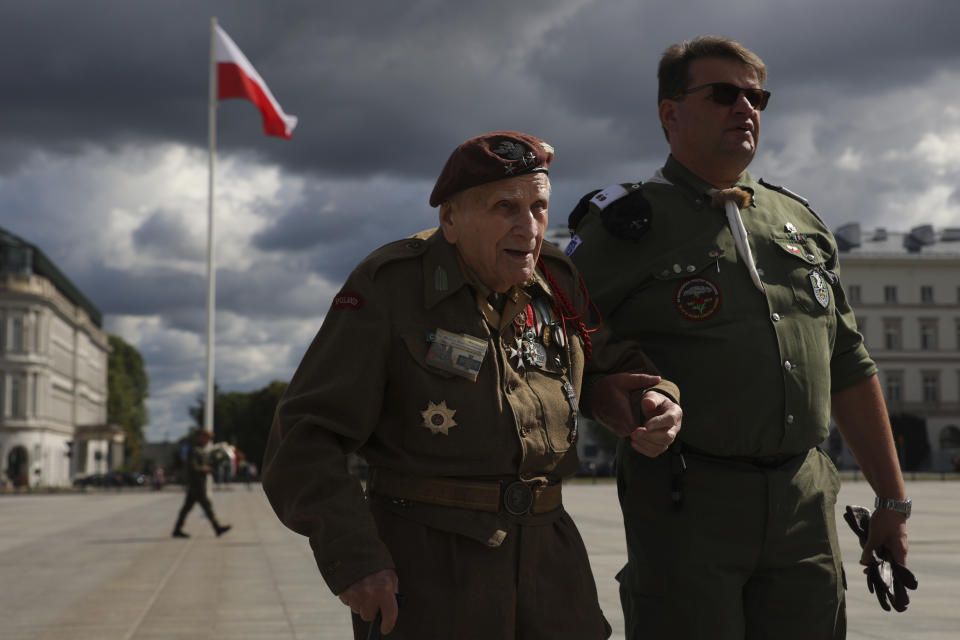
[875, 496, 912, 518]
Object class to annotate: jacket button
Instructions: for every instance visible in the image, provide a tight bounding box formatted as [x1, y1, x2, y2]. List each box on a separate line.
[784, 360, 793, 371]
[786, 414, 795, 424]
[772, 313, 781, 322]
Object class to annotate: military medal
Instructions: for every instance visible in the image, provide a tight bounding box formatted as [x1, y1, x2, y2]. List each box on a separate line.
[521, 328, 547, 368]
[508, 337, 526, 372]
[810, 270, 831, 308]
[421, 400, 457, 435]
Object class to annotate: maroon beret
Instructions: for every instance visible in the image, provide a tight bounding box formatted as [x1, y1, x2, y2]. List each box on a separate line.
[429, 131, 555, 207]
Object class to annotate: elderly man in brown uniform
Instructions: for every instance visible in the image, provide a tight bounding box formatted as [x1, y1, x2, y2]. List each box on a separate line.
[262, 131, 682, 639]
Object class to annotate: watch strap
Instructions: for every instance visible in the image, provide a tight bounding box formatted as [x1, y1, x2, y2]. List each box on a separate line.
[874, 496, 912, 518]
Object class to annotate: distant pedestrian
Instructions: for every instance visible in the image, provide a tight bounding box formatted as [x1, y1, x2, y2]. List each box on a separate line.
[171, 429, 231, 538]
[153, 466, 165, 491]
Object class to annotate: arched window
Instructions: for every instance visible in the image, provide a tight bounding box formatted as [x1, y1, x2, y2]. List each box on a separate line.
[939, 425, 960, 450]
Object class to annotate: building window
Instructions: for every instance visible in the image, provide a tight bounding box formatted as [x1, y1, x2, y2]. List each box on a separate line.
[883, 318, 902, 350]
[920, 318, 939, 351]
[940, 426, 960, 450]
[884, 370, 903, 405]
[848, 284, 862, 304]
[955, 319, 960, 351]
[884, 286, 898, 303]
[922, 371, 940, 404]
[11, 316, 24, 353]
[921, 286, 934, 304]
[10, 375, 23, 418]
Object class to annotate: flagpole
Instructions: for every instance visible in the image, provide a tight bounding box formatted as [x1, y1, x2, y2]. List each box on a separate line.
[204, 16, 218, 439]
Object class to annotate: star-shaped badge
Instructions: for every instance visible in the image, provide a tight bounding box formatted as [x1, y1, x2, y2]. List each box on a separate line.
[421, 400, 457, 435]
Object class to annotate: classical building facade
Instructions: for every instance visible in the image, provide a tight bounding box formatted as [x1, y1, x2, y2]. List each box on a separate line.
[833, 224, 960, 472]
[0, 227, 117, 488]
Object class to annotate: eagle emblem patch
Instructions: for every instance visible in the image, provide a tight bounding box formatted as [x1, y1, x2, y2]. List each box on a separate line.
[675, 277, 722, 321]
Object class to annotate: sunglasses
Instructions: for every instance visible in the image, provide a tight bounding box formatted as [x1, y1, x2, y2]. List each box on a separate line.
[671, 82, 771, 111]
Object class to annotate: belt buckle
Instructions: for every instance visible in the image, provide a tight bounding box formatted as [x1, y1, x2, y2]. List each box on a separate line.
[502, 480, 534, 515]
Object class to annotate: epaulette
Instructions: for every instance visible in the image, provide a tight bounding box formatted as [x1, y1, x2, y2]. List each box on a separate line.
[567, 183, 653, 242]
[360, 233, 431, 278]
[595, 183, 652, 242]
[758, 178, 827, 227]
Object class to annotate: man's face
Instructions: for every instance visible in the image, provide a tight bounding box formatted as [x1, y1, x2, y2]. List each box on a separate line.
[440, 173, 549, 293]
[661, 57, 762, 174]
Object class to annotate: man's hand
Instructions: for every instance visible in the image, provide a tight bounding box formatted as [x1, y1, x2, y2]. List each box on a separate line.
[590, 373, 682, 456]
[628, 391, 682, 457]
[862, 508, 908, 566]
[338, 569, 400, 634]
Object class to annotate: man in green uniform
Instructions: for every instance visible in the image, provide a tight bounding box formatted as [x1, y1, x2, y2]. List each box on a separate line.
[261, 131, 682, 639]
[172, 429, 231, 538]
[568, 37, 911, 639]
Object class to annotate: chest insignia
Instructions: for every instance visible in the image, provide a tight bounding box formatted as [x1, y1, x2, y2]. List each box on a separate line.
[674, 277, 722, 321]
[810, 270, 831, 308]
[784, 222, 797, 233]
[785, 244, 802, 256]
[421, 400, 457, 435]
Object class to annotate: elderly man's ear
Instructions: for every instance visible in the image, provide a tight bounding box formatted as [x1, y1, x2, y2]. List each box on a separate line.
[439, 202, 459, 243]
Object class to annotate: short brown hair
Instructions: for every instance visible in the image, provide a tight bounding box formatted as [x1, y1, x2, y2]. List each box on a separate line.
[657, 36, 767, 105]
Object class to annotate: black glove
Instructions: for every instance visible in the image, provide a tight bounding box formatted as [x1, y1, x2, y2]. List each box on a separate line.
[843, 505, 917, 612]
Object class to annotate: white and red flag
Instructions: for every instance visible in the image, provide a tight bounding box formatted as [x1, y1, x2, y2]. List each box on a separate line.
[213, 24, 297, 138]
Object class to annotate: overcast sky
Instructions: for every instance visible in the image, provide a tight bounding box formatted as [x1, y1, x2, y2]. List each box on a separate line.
[2, 0, 959, 444]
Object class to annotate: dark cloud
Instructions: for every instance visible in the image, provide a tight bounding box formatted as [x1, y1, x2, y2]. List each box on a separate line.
[5, 0, 960, 442]
[133, 209, 206, 260]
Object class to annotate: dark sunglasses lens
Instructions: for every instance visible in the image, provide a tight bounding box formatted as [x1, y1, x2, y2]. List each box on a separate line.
[710, 84, 769, 110]
[710, 84, 741, 105]
[745, 89, 769, 110]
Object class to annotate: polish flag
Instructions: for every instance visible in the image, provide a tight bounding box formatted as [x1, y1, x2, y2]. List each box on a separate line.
[214, 25, 298, 139]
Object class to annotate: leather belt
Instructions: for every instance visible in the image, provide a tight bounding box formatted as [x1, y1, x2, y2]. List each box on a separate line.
[368, 468, 562, 516]
[681, 444, 807, 469]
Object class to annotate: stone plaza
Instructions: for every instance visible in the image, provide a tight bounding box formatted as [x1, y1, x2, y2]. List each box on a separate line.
[1, 477, 957, 639]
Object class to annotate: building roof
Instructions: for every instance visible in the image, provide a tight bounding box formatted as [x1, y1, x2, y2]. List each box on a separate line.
[0, 226, 103, 327]
[834, 224, 960, 258]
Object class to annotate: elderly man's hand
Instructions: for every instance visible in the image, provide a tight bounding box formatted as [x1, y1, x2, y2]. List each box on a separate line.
[338, 569, 399, 634]
[590, 373, 682, 456]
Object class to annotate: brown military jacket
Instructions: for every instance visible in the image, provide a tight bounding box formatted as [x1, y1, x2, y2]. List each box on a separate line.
[262, 228, 677, 595]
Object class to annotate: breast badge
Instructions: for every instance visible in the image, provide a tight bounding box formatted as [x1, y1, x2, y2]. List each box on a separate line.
[421, 400, 457, 435]
[674, 277, 722, 321]
[810, 270, 831, 308]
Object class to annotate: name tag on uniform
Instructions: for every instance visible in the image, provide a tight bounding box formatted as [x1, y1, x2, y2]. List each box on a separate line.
[425, 328, 488, 381]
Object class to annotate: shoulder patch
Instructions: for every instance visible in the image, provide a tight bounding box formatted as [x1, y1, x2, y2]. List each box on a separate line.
[600, 188, 653, 243]
[330, 290, 364, 311]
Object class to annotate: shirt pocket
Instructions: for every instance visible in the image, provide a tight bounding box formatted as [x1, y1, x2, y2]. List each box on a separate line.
[396, 328, 499, 460]
[646, 244, 727, 324]
[771, 233, 836, 314]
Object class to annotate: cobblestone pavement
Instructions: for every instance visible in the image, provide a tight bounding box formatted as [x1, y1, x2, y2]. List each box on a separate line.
[0, 478, 956, 639]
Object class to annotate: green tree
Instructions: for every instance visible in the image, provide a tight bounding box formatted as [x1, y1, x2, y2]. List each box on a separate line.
[107, 334, 149, 468]
[190, 380, 288, 469]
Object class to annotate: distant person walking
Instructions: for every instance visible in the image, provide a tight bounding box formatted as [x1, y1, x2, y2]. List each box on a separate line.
[172, 429, 231, 538]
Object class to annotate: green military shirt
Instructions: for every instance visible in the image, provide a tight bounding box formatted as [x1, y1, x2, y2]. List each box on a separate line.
[262, 228, 676, 595]
[570, 155, 876, 457]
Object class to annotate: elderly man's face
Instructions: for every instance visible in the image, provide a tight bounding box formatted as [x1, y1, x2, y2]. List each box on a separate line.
[440, 173, 549, 293]
[661, 56, 762, 178]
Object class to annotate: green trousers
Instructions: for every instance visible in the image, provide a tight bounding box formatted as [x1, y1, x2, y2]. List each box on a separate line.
[617, 445, 845, 640]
